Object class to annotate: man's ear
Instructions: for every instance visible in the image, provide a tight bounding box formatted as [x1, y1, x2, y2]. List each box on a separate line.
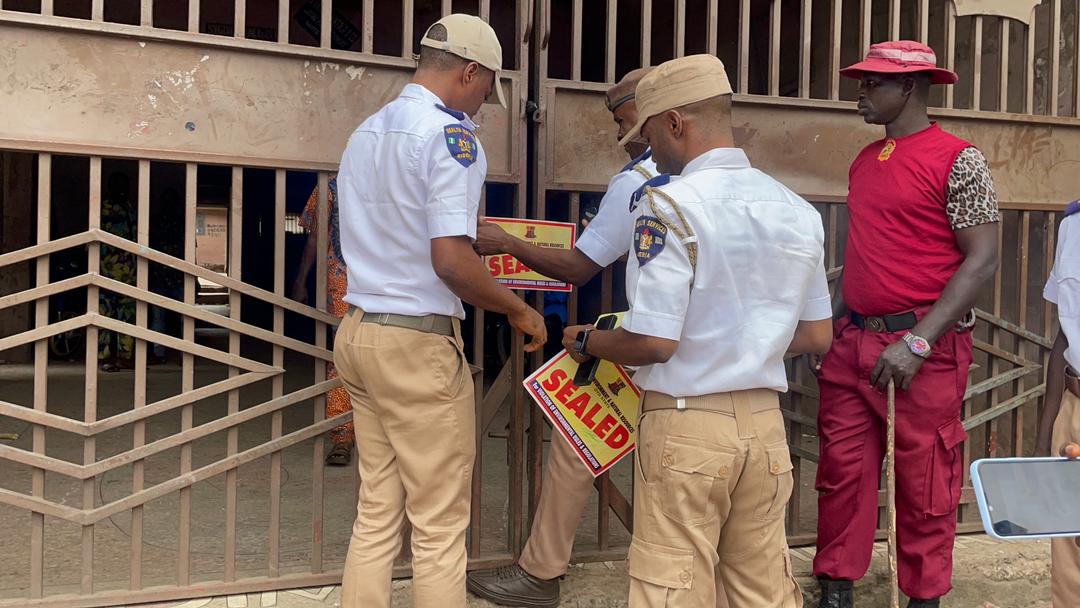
[901, 76, 917, 97]
[463, 62, 480, 85]
[668, 110, 685, 139]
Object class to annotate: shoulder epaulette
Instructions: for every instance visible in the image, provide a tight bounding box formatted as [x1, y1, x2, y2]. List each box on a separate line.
[629, 173, 671, 212]
[1065, 200, 1080, 217]
[620, 148, 653, 173]
[435, 103, 466, 121]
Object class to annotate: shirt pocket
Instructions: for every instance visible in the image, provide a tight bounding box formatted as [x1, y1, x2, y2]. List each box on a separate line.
[658, 436, 738, 527]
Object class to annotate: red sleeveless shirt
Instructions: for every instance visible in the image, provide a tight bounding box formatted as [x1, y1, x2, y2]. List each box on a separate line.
[842, 124, 973, 316]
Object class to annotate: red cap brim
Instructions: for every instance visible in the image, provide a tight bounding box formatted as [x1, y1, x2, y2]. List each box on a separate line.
[840, 60, 958, 85]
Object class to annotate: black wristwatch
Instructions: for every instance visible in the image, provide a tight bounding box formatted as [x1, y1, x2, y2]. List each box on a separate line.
[573, 327, 593, 357]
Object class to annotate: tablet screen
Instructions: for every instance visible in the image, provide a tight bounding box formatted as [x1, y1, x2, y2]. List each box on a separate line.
[978, 459, 1080, 537]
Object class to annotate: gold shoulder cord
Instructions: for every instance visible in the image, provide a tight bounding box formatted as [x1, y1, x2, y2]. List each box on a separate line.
[632, 164, 655, 181]
[643, 186, 698, 273]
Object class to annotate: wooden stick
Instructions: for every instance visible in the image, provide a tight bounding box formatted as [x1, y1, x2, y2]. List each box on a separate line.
[887, 380, 899, 608]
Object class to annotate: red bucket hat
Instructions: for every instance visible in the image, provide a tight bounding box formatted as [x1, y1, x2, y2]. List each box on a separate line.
[840, 40, 958, 85]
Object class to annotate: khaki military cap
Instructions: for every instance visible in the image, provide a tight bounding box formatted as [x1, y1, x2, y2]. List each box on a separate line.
[420, 14, 507, 108]
[618, 54, 733, 147]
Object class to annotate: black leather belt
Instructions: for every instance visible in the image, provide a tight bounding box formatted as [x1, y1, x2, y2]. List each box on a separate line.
[850, 310, 918, 333]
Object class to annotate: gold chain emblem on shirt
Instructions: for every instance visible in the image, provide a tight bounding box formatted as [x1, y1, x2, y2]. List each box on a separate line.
[877, 138, 897, 162]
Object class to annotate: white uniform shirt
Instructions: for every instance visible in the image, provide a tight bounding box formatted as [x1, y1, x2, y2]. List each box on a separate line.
[576, 151, 659, 266]
[623, 148, 832, 396]
[337, 84, 487, 319]
[1044, 209, 1080, 370]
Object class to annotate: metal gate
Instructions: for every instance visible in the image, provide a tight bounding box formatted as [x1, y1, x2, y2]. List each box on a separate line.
[3, 0, 1080, 606]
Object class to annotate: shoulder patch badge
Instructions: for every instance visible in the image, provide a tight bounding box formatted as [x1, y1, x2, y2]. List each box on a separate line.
[629, 174, 671, 212]
[444, 124, 478, 168]
[634, 216, 668, 266]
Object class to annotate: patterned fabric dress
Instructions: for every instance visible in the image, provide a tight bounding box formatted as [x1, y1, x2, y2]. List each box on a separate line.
[301, 178, 353, 446]
[98, 195, 137, 363]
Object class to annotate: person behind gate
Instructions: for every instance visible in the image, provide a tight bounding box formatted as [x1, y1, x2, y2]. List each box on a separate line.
[465, 66, 658, 608]
[561, 54, 833, 608]
[1036, 198, 1080, 608]
[332, 14, 547, 608]
[812, 41, 1001, 608]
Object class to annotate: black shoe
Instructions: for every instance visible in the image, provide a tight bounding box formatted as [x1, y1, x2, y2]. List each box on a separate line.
[907, 599, 940, 608]
[467, 564, 560, 608]
[324, 444, 351, 466]
[817, 578, 854, 608]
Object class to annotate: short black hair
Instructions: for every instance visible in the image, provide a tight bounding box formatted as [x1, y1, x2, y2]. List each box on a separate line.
[418, 23, 468, 71]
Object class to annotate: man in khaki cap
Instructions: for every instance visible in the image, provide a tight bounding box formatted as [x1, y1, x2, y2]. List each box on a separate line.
[334, 14, 546, 608]
[560, 54, 832, 607]
[465, 67, 657, 608]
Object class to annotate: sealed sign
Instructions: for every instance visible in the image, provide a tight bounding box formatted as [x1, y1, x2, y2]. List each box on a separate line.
[484, 218, 575, 292]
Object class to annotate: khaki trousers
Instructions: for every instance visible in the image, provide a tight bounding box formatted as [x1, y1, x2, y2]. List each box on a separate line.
[629, 390, 803, 608]
[334, 310, 475, 608]
[518, 434, 596, 579]
[1052, 389, 1080, 607]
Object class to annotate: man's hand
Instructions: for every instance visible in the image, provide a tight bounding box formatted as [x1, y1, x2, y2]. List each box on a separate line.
[808, 353, 825, 377]
[562, 324, 594, 363]
[1035, 431, 1054, 458]
[508, 303, 548, 353]
[870, 340, 925, 392]
[473, 220, 516, 257]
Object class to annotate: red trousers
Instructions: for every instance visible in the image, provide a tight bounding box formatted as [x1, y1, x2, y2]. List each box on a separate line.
[813, 317, 972, 600]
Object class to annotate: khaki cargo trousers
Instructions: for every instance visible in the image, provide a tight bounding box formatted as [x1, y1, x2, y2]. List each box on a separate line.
[629, 390, 803, 608]
[1052, 389, 1080, 607]
[333, 308, 475, 608]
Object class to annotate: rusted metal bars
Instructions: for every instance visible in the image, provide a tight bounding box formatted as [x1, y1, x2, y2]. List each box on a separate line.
[706, 0, 718, 57]
[403, 0, 415, 58]
[769, 0, 781, 96]
[572, 0, 583, 80]
[188, 0, 199, 34]
[235, 0, 246, 39]
[641, 0, 652, 67]
[973, 17, 984, 111]
[363, 0, 375, 54]
[224, 167, 243, 582]
[321, 0, 332, 48]
[443, 0, 452, 18]
[178, 163, 196, 585]
[82, 156, 102, 595]
[860, 0, 871, 53]
[918, 0, 929, 43]
[739, 0, 750, 93]
[40, 0, 53, 16]
[269, 169, 286, 577]
[131, 159, 151, 590]
[1000, 19, 1010, 113]
[675, 0, 686, 58]
[889, 0, 900, 40]
[829, 0, 841, 100]
[312, 171, 330, 573]
[92, 0, 102, 21]
[140, 0, 151, 27]
[1051, 0, 1062, 116]
[800, 0, 812, 98]
[606, 0, 618, 82]
[945, 0, 956, 108]
[278, 0, 290, 43]
[480, 0, 490, 21]
[29, 154, 51, 599]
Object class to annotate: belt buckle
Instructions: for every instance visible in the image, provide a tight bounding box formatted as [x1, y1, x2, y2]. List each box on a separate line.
[867, 316, 886, 332]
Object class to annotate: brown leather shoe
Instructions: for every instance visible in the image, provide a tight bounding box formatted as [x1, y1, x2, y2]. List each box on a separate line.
[466, 564, 559, 608]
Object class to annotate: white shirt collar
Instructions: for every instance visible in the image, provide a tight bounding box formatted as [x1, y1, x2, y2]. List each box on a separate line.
[400, 83, 478, 130]
[681, 147, 752, 176]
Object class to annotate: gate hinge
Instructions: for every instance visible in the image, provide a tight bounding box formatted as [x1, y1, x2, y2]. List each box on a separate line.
[525, 99, 544, 123]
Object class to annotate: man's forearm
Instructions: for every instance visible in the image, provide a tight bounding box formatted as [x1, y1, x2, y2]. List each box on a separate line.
[505, 238, 602, 287]
[441, 255, 530, 317]
[584, 327, 677, 367]
[912, 251, 997, 343]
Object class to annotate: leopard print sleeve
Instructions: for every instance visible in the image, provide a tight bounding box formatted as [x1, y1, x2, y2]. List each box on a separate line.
[946, 147, 1001, 231]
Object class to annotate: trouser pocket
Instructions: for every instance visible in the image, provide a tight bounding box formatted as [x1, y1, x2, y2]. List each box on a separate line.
[755, 443, 795, 521]
[628, 537, 694, 607]
[924, 417, 967, 517]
